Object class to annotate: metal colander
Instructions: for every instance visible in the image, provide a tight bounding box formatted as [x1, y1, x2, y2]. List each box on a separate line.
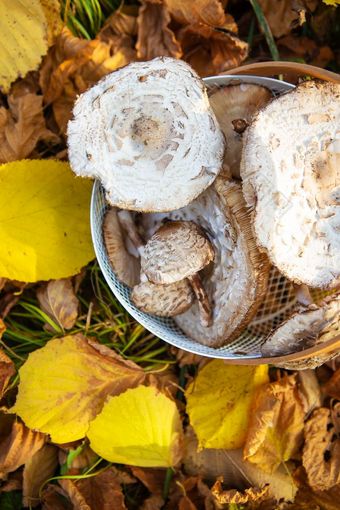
[90, 69, 340, 363]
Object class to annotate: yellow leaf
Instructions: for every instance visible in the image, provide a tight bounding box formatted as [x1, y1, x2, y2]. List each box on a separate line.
[0, 160, 94, 282]
[87, 385, 183, 467]
[185, 361, 269, 449]
[0, 0, 63, 92]
[12, 334, 147, 443]
[323, 0, 340, 5]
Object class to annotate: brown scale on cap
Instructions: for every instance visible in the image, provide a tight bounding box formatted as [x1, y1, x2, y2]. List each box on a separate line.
[141, 221, 215, 327]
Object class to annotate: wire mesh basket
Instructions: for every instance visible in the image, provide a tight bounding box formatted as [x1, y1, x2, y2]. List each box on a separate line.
[90, 62, 340, 364]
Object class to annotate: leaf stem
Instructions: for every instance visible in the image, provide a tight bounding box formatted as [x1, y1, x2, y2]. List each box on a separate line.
[162, 467, 174, 501]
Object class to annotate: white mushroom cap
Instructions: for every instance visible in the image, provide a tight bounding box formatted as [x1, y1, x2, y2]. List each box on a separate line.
[261, 292, 340, 368]
[103, 208, 140, 287]
[131, 280, 194, 317]
[141, 221, 214, 284]
[141, 179, 270, 347]
[241, 81, 340, 289]
[67, 57, 225, 212]
[209, 84, 272, 179]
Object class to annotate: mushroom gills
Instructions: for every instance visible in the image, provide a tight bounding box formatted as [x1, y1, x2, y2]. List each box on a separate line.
[209, 84, 272, 179]
[141, 220, 215, 327]
[261, 292, 340, 363]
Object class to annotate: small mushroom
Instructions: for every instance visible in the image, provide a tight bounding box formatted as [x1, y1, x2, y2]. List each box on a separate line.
[103, 208, 140, 287]
[131, 280, 194, 317]
[209, 84, 272, 179]
[261, 292, 340, 369]
[141, 221, 214, 327]
[141, 179, 270, 347]
[240, 80, 340, 289]
[68, 57, 225, 212]
[108, 209, 194, 318]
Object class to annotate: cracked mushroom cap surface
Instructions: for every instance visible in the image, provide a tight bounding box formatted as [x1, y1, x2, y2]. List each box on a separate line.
[141, 179, 270, 347]
[103, 208, 140, 287]
[141, 221, 214, 284]
[67, 57, 225, 212]
[261, 292, 340, 369]
[209, 84, 272, 179]
[241, 81, 340, 289]
[131, 280, 194, 317]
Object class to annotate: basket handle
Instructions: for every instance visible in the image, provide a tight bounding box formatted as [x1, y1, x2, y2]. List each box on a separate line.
[223, 61, 340, 83]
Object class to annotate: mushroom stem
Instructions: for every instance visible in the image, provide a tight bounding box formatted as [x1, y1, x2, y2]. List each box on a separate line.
[294, 284, 313, 306]
[188, 273, 212, 327]
[117, 210, 145, 256]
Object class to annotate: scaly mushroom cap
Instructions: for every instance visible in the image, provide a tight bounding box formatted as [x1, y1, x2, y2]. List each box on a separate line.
[131, 280, 194, 317]
[141, 179, 270, 347]
[141, 221, 214, 284]
[209, 84, 272, 179]
[103, 208, 140, 287]
[261, 293, 340, 369]
[241, 81, 340, 289]
[67, 57, 225, 212]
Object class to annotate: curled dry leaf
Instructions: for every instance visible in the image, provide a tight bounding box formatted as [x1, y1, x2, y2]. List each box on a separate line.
[0, 0, 62, 92]
[37, 278, 79, 332]
[178, 23, 248, 77]
[136, 1, 182, 60]
[0, 417, 46, 479]
[243, 375, 306, 473]
[0, 160, 94, 282]
[323, 368, 340, 399]
[278, 35, 334, 69]
[186, 361, 269, 449]
[12, 334, 147, 443]
[166, 0, 226, 26]
[40, 28, 136, 132]
[167, 473, 215, 510]
[302, 407, 340, 491]
[211, 478, 269, 504]
[59, 467, 135, 510]
[23, 444, 59, 508]
[0, 341, 15, 400]
[257, 0, 309, 38]
[99, 9, 137, 42]
[41, 485, 73, 510]
[183, 427, 298, 503]
[0, 92, 59, 164]
[87, 385, 183, 468]
[294, 466, 340, 510]
[130, 466, 165, 510]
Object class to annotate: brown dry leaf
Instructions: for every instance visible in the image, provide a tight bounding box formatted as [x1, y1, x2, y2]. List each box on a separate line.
[257, 0, 311, 38]
[37, 278, 79, 332]
[130, 467, 165, 509]
[59, 467, 135, 510]
[243, 375, 305, 473]
[58, 445, 97, 474]
[136, 1, 182, 60]
[0, 471, 23, 493]
[323, 368, 340, 399]
[42, 484, 73, 510]
[0, 346, 15, 400]
[0, 278, 6, 292]
[278, 35, 334, 68]
[40, 28, 136, 133]
[297, 369, 323, 416]
[23, 444, 59, 508]
[211, 478, 269, 504]
[0, 418, 46, 479]
[166, 0, 226, 26]
[99, 9, 137, 42]
[167, 474, 216, 510]
[302, 407, 340, 491]
[178, 23, 248, 77]
[171, 347, 208, 368]
[294, 467, 340, 510]
[0, 92, 59, 164]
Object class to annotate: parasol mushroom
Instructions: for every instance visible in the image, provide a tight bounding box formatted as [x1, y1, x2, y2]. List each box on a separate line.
[141, 179, 270, 347]
[105, 209, 194, 318]
[240, 80, 340, 289]
[209, 84, 272, 179]
[141, 221, 215, 327]
[261, 292, 340, 369]
[67, 57, 225, 212]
